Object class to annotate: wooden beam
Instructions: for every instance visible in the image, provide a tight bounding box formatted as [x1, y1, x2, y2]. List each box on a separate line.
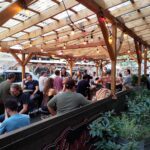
[23, 53, 33, 66]
[97, 14, 115, 60]
[76, 0, 150, 48]
[10, 52, 23, 65]
[22, 53, 25, 81]
[0, 0, 35, 26]
[117, 32, 124, 55]
[111, 23, 117, 96]
[144, 49, 147, 76]
[0, 0, 78, 40]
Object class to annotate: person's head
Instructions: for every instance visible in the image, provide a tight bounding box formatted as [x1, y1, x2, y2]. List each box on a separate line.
[5, 99, 18, 116]
[125, 69, 131, 75]
[103, 67, 107, 73]
[64, 79, 75, 91]
[55, 70, 60, 76]
[83, 74, 89, 81]
[7, 73, 16, 82]
[40, 71, 47, 77]
[119, 73, 122, 78]
[61, 67, 66, 75]
[93, 72, 96, 76]
[26, 75, 32, 82]
[10, 84, 22, 96]
[84, 70, 87, 74]
[43, 78, 54, 95]
[106, 70, 111, 77]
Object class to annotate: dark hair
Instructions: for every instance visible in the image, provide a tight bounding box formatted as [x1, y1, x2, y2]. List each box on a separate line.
[65, 79, 75, 89]
[43, 78, 54, 95]
[10, 84, 22, 91]
[127, 69, 131, 74]
[119, 73, 122, 77]
[27, 74, 32, 78]
[55, 70, 60, 76]
[40, 71, 46, 76]
[7, 73, 16, 80]
[106, 70, 111, 75]
[5, 99, 18, 111]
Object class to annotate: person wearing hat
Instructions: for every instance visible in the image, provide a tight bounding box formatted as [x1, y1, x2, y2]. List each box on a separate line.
[47, 79, 91, 116]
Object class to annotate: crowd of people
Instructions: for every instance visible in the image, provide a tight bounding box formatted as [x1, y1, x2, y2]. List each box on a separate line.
[0, 66, 133, 135]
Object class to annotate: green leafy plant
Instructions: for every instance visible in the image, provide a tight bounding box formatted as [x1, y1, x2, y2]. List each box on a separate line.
[131, 74, 138, 86]
[141, 74, 147, 85]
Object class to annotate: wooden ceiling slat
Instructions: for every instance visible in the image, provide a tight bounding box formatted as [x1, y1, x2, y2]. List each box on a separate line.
[109, 0, 150, 17]
[4, 9, 94, 47]
[0, 0, 78, 40]
[0, 0, 35, 26]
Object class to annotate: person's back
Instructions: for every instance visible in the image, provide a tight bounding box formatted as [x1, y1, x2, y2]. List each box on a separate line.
[39, 72, 48, 92]
[51, 92, 90, 115]
[0, 100, 30, 135]
[76, 76, 90, 97]
[53, 70, 63, 92]
[48, 79, 91, 116]
[0, 114, 30, 134]
[0, 80, 11, 103]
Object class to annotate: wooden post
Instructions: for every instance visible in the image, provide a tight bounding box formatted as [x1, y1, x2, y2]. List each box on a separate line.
[111, 23, 117, 96]
[111, 60, 116, 95]
[144, 49, 147, 76]
[67, 59, 75, 77]
[134, 40, 142, 86]
[22, 54, 25, 81]
[96, 64, 99, 77]
[138, 62, 141, 85]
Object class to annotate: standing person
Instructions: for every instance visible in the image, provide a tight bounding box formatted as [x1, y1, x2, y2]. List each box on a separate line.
[61, 67, 70, 78]
[0, 73, 16, 114]
[47, 79, 91, 116]
[53, 70, 63, 93]
[76, 75, 90, 98]
[41, 78, 56, 112]
[123, 69, 132, 89]
[0, 99, 30, 135]
[39, 71, 48, 92]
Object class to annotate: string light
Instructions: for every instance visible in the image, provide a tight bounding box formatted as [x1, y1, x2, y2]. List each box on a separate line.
[128, 50, 130, 53]
[108, 35, 112, 44]
[70, 28, 75, 36]
[41, 48, 44, 52]
[63, 43, 66, 49]
[25, 9, 30, 17]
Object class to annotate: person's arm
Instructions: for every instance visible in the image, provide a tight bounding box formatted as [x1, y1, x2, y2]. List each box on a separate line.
[19, 104, 28, 114]
[47, 107, 56, 116]
[79, 94, 92, 106]
[47, 96, 57, 116]
[0, 121, 6, 135]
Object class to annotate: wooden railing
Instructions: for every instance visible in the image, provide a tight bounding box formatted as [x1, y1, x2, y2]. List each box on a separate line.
[0, 91, 129, 150]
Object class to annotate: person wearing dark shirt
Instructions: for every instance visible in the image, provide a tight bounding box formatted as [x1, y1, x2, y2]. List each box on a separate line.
[76, 75, 90, 97]
[10, 84, 29, 114]
[24, 75, 40, 110]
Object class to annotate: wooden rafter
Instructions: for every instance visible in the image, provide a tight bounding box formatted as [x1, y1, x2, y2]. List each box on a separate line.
[0, 0, 35, 26]
[76, 0, 150, 48]
[0, 0, 78, 40]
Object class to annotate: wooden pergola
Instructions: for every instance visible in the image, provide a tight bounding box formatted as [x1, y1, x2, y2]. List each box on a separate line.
[0, 0, 150, 95]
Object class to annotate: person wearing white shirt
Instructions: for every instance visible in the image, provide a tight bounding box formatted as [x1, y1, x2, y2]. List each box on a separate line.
[39, 72, 48, 92]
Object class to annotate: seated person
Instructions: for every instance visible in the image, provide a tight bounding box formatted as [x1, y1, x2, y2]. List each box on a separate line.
[47, 79, 92, 116]
[23, 75, 40, 109]
[0, 84, 29, 122]
[95, 88, 111, 101]
[10, 84, 29, 114]
[0, 99, 30, 135]
[41, 78, 56, 113]
[76, 75, 90, 97]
